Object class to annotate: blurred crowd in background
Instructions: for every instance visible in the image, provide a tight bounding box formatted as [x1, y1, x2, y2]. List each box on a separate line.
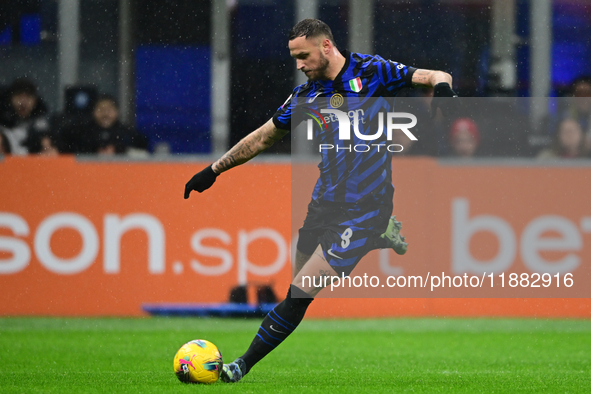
[393, 76, 591, 159]
[2, 75, 590, 159]
[0, 78, 148, 156]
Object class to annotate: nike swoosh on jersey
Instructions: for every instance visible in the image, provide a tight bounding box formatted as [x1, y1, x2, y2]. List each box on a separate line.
[327, 249, 343, 260]
[269, 324, 286, 334]
[307, 91, 322, 103]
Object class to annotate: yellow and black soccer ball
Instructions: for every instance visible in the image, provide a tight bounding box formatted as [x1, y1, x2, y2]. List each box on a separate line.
[173, 339, 223, 384]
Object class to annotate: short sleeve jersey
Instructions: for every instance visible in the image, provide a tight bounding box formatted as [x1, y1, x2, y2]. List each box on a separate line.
[274, 50, 416, 204]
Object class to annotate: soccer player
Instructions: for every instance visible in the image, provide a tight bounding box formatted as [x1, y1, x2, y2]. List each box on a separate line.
[184, 19, 457, 382]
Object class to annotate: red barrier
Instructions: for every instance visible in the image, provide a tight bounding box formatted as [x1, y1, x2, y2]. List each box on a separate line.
[1, 156, 589, 317]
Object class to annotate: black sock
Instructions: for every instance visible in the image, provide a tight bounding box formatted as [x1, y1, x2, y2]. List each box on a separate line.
[239, 285, 313, 374]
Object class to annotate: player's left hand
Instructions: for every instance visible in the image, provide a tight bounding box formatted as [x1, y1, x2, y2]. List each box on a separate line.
[184, 165, 218, 199]
[431, 82, 460, 118]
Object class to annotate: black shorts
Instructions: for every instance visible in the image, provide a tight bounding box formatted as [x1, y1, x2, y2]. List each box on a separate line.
[297, 199, 393, 276]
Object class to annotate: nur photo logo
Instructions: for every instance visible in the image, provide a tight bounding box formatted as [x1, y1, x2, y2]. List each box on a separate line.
[304, 107, 418, 153]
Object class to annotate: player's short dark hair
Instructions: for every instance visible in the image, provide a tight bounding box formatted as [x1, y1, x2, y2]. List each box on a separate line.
[289, 19, 336, 47]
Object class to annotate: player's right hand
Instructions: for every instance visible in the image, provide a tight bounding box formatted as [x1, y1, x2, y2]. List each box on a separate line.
[431, 82, 460, 118]
[184, 165, 218, 199]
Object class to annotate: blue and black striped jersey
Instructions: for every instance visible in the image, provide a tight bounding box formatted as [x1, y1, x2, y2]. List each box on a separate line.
[273, 49, 416, 204]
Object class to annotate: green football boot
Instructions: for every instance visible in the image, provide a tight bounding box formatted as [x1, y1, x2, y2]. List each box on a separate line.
[379, 215, 408, 255]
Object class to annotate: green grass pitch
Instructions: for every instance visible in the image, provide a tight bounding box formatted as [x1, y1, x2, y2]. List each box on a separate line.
[1, 317, 590, 393]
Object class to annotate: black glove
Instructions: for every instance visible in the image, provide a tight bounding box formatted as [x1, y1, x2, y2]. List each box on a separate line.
[184, 165, 218, 199]
[431, 82, 460, 118]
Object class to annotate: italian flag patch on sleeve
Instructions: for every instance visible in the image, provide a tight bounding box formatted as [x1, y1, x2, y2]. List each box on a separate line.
[349, 77, 363, 92]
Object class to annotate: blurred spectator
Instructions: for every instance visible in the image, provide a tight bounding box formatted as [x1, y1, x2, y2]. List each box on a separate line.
[51, 86, 98, 146]
[0, 78, 55, 155]
[567, 76, 591, 133]
[448, 118, 480, 158]
[59, 94, 149, 156]
[567, 76, 591, 154]
[1, 130, 11, 155]
[38, 134, 60, 156]
[537, 118, 588, 159]
[529, 77, 591, 156]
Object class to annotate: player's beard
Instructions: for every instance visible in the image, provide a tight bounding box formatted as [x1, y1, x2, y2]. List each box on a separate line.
[305, 54, 330, 81]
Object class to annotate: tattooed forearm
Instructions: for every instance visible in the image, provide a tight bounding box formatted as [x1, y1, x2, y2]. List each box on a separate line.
[412, 69, 452, 87]
[213, 139, 256, 173]
[214, 153, 238, 173]
[412, 69, 432, 86]
[212, 119, 286, 174]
